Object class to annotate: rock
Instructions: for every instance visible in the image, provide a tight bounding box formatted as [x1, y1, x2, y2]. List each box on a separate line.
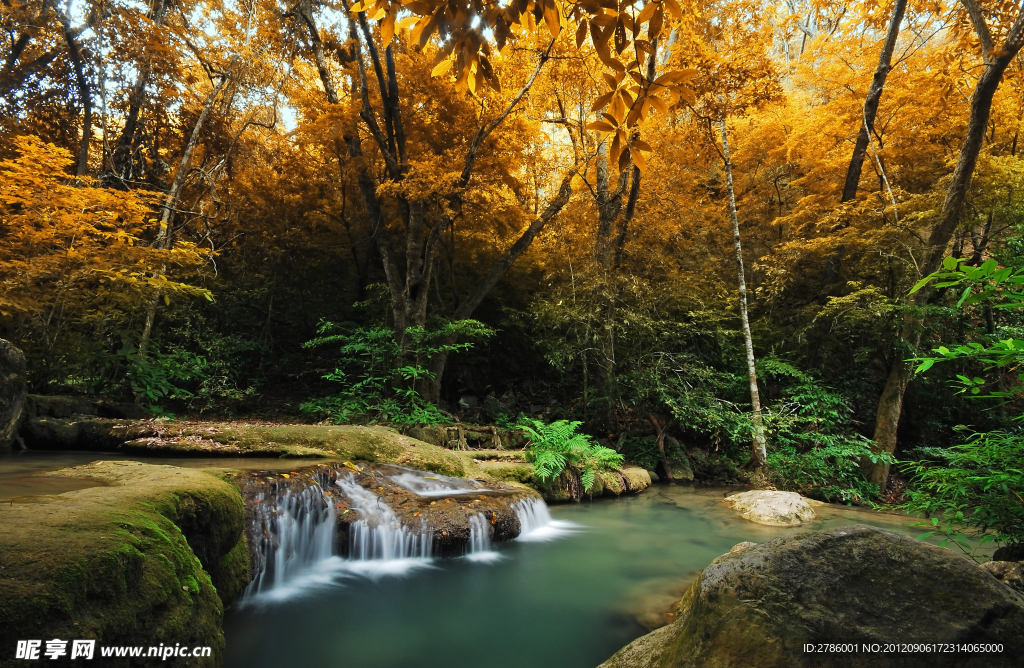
[722, 490, 818, 526]
[728, 541, 757, 554]
[96, 399, 150, 419]
[600, 525, 1024, 668]
[982, 561, 1024, 594]
[0, 462, 249, 666]
[405, 424, 448, 447]
[23, 393, 98, 418]
[663, 436, 695, 481]
[0, 339, 27, 452]
[993, 544, 1024, 562]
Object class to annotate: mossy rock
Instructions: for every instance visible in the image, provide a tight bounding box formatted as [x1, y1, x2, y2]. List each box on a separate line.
[0, 462, 250, 667]
[600, 525, 1024, 668]
[476, 460, 536, 485]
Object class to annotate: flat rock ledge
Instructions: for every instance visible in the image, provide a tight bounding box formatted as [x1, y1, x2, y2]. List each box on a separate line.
[599, 525, 1024, 668]
[722, 490, 821, 526]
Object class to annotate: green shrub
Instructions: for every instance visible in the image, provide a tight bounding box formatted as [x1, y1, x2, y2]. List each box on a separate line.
[755, 358, 891, 502]
[901, 429, 1024, 551]
[517, 418, 624, 492]
[301, 319, 493, 424]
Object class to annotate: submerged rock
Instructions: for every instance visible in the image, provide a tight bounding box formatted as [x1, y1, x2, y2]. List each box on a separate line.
[722, 489, 819, 526]
[0, 461, 249, 666]
[599, 525, 1024, 668]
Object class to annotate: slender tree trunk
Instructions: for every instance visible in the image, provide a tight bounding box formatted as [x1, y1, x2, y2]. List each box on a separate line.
[109, 0, 168, 182]
[841, 0, 907, 202]
[865, 4, 1024, 489]
[62, 26, 92, 177]
[649, 415, 673, 481]
[138, 62, 235, 357]
[721, 115, 768, 467]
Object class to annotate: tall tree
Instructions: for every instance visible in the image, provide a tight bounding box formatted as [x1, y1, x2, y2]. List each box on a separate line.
[840, 0, 908, 202]
[866, 0, 1024, 489]
[720, 112, 768, 467]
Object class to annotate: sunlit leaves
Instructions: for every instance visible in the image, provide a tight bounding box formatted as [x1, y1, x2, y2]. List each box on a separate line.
[346, 0, 697, 159]
[0, 136, 212, 321]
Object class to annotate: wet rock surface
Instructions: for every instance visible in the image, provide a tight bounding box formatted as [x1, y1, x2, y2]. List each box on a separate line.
[722, 489, 820, 526]
[0, 461, 249, 667]
[599, 525, 1024, 668]
[234, 461, 541, 561]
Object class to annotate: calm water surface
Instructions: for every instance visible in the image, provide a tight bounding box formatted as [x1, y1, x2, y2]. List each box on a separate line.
[223, 485, 946, 668]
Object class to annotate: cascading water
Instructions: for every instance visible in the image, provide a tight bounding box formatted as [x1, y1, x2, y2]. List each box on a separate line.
[465, 514, 502, 563]
[513, 498, 580, 542]
[241, 481, 337, 603]
[333, 474, 434, 574]
[238, 465, 578, 602]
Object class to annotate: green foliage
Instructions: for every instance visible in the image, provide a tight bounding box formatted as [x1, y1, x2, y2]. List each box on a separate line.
[517, 418, 624, 492]
[903, 254, 1024, 550]
[755, 357, 891, 502]
[112, 341, 182, 412]
[901, 429, 1024, 551]
[301, 319, 494, 424]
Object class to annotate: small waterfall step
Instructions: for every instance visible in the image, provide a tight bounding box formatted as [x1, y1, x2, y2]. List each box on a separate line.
[234, 462, 571, 600]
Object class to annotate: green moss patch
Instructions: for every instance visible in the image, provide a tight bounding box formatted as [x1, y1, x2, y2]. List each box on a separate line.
[0, 462, 250, 667]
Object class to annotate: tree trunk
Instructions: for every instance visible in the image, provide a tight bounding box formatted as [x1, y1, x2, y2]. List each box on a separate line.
[138, 62, 235, 358]
[336, 17, 564, 402]
[841, 0, 907, 202]
[62, 25, 92, 177]
[649, 415, 673, 481]
[421, 173, 575, 402]
[108, 0, 169, 183]
[721, 115, 768, 467]
[865, 4, 1024, 489]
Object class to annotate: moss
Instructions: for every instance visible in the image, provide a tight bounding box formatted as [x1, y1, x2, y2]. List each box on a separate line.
[0, 462, 251, 667]
[476, 460, 536, 485]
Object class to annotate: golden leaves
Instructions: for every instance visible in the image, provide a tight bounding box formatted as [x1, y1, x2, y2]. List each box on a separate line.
[0, 136, 213, 318]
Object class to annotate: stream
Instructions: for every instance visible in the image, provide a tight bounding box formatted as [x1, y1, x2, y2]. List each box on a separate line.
[223, 483, 949, 668]
[0, 451, 979, 668]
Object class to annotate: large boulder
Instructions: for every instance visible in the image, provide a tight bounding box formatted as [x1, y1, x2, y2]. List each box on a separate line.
[722, 490, 819, 526]
[599, 525, 1024, 668]
[0, 339, 27, 452]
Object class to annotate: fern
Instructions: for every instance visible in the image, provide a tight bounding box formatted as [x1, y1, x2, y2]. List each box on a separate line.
[518, 418, 624, 492]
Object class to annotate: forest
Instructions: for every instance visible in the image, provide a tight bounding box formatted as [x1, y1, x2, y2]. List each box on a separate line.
[5, 0, 1024, 665]
[3, 0, 1024, 559]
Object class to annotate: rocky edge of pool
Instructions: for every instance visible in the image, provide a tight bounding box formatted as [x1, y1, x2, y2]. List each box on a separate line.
[2, 394, 1024, 667]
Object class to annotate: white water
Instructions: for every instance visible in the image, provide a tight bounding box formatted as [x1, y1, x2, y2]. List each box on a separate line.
[241, 476, 574, 602]
[465, 514, 503, 563]
[386, 466, 491, 497]
[334, 475, 434, 572]
[514, 498, 581, 542]
[241, 483, 337, 603]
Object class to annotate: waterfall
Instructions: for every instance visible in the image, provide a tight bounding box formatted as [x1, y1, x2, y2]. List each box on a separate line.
[465, 514, 502, 563]
[242, 481, 337, 603]
[513, 498, 580, 542]
[333, 474, 434, 574]
[238, 468, 578, 603]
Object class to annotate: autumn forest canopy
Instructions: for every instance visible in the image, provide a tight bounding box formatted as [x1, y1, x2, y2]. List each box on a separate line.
[3, 0, 1024, 523]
